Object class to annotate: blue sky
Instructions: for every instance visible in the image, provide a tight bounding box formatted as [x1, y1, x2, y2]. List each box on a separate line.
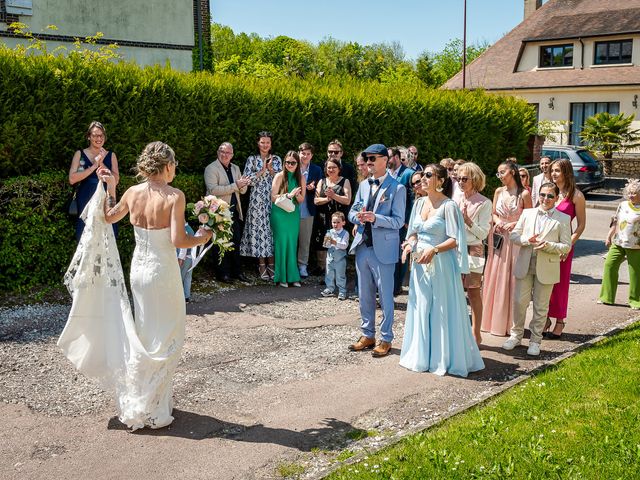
[211, 0, 527, 60]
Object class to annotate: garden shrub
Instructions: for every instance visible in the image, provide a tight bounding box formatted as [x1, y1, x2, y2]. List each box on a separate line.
[0, 45, 536, 179]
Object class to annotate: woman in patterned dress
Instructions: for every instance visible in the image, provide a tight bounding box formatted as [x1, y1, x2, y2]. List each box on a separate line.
[481, 160, 532, 336]
[239, 131, 282, 280]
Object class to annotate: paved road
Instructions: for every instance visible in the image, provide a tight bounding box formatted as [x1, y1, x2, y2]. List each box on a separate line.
[2, 202, 638, 480]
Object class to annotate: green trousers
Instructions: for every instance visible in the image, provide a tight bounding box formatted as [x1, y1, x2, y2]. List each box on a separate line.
[599, 243, 640, 309]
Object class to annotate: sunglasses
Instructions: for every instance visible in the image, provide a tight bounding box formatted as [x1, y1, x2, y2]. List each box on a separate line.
[327, 150, 341, 155]
[365, 155, 384, 163]
[424, 171, 434, 178]
[496, 171, 510, 178]
[447, 167, 454, 172]
[285, 161, 297, 166]
[539, 193, 556, 200]
[458, 176, 470, 183]
[520, 173, 528, 178]
[411, 180, 422, 186]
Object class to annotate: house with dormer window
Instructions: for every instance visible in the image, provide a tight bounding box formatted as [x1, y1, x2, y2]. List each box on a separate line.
[444, 0, 640, 147]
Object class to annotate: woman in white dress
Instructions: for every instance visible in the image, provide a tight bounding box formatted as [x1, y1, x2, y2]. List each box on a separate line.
[58, 141, 211, 430]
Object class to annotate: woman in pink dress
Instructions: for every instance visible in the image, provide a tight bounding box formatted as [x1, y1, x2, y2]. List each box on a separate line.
[481, 161, 532, 336]
[545, 159, 586, 339]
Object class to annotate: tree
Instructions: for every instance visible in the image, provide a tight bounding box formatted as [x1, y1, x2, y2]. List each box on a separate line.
[581, 112, 640, 174]
[416, 38, 490, 88]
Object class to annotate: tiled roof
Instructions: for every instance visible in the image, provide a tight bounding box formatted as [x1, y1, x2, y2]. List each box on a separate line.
[523, 8, 640, 42]
[443, 0, 640, 91]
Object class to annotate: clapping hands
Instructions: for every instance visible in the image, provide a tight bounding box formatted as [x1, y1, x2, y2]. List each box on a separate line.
[236, 176, 250, 188]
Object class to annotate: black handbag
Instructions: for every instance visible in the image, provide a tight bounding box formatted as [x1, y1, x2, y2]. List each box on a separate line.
[67, 187, 79, 217]
[491, 232, 504, 251]
[483, 231, 504, 252]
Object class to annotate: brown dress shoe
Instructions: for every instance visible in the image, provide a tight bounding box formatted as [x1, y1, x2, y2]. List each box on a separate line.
[371, 341, 392, 357]
[348, 336, 376, 352]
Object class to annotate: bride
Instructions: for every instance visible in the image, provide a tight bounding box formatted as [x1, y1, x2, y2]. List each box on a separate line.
[58, 141, 212, 430]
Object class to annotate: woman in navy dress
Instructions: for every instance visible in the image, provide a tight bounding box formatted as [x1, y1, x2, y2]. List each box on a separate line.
[68, 121, 119, 240]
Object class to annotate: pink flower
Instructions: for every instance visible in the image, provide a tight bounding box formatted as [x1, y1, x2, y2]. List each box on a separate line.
[209, 202, 219, 213]
[194, 200, 205, 213]
[198, 213, 210, 224]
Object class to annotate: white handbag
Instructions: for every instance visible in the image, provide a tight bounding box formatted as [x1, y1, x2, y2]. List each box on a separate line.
[274, 194, 295, 213]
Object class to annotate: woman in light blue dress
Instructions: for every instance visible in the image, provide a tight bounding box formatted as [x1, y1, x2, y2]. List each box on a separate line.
[399, 164, 484, 377]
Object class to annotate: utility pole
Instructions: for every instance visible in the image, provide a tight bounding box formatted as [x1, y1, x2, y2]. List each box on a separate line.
[462, 0, 467, 89]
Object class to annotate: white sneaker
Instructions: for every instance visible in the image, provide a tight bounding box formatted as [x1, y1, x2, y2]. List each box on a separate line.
[527, 342, 541, 356]
[278, 282, 288, 288]
[298, 265, 308, 278]
[502, 337, 521, 351]
[320, 289, 334, 297]
[292, 282, 301, 287]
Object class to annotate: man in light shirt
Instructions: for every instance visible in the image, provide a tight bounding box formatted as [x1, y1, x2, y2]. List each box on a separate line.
[531, 156, 552, 207]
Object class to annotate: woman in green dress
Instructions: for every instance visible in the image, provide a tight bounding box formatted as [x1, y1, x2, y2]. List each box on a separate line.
[270, 151, 306, 287]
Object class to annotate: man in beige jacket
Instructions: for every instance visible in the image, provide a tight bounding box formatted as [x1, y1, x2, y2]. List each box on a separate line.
[503, 182, 572, 356]
[204, 142, 250, 282]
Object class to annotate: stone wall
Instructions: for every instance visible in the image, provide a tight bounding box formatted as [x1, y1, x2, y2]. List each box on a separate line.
[603, 158, 640, 178]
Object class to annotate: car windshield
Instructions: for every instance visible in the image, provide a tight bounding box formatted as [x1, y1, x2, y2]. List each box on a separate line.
[576, 150, 599, 166]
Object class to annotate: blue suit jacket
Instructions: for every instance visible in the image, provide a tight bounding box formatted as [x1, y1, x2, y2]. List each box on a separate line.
[302, 162, 324, 216]
[348, 175, 406, 264]
[395, 165, 415, 224]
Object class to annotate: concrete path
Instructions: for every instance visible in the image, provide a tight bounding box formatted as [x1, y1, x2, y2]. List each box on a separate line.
[1, 205, 638, 480]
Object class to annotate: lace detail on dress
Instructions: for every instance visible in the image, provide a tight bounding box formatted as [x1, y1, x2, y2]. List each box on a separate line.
[58, 186, 183, 430]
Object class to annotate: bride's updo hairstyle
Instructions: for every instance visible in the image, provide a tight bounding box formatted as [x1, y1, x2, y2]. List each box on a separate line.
[135, 141, 176, 180]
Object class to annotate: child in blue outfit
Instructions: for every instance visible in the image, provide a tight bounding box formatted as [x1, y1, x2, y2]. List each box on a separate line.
[177, 223, 196, 302]
[321, 211, 349, 300]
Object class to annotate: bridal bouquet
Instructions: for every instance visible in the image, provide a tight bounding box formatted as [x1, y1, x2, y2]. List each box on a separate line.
[187, 195, 234, 261]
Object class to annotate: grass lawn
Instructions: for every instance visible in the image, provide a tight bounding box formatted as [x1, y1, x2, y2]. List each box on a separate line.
[327, 323, 640, 479]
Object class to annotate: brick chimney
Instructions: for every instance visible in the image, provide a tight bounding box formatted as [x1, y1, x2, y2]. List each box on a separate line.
[524, 0, 543, 19]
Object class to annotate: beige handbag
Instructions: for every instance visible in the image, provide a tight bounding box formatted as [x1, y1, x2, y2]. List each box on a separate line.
[274, 194, 295, 213]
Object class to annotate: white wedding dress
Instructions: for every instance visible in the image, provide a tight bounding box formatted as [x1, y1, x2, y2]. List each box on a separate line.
[58, 186, 185, 430]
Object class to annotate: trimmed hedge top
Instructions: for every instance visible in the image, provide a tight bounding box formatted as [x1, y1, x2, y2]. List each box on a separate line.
[0, 46, 536, 178]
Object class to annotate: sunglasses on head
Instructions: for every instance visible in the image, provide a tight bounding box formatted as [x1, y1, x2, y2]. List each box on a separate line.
[539, 193, 556, 200]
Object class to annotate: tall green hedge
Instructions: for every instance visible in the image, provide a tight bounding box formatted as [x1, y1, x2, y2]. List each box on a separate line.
[0, 46, 536, 178]
[0, 46, 536, 291]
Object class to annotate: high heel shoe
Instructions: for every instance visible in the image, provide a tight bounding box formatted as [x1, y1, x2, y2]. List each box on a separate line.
[542, 318, 552, 337]
[258, 264, 270, 281]
[546, 320, 565, 340]
[267, 263, 275, 280]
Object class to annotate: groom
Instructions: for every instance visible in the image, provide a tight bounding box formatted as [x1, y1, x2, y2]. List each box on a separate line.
[348, 144, 406, 357]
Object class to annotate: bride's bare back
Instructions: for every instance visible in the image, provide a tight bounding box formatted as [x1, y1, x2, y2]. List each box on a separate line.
[126, 182, 179, 230]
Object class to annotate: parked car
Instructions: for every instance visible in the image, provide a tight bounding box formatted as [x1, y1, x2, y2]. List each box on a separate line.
[541, 145, 605, 193]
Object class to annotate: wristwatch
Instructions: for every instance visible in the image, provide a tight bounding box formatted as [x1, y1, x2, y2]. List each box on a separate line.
[433, 246, 440, 255]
